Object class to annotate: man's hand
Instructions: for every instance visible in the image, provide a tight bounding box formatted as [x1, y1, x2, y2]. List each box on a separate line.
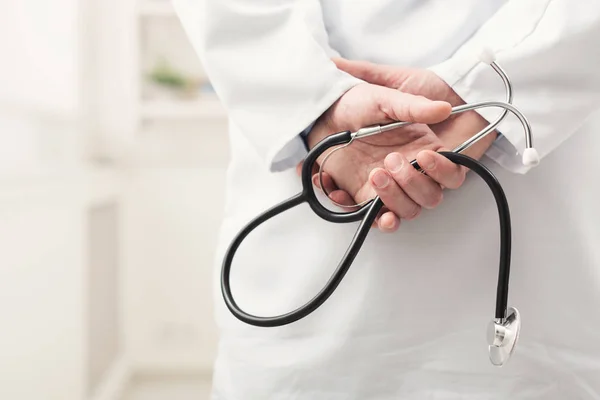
[332, 58, 497, 158]
[298, 59, 497, 232]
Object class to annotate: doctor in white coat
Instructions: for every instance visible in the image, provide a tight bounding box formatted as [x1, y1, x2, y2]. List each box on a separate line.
[173, 0, 600, 398]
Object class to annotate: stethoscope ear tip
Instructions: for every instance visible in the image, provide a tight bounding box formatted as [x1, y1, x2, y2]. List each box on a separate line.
[522, 148, 540, 167]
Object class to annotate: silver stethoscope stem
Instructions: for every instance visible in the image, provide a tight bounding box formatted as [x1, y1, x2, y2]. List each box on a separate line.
[352, 102, 533, 153]
[450, 101, 533, 149]
[453, 62, 512, 153]
[352, 61, 534, 157]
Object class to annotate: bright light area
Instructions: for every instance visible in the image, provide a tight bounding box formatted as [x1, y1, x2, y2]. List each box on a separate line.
[0, 0, 225, 399]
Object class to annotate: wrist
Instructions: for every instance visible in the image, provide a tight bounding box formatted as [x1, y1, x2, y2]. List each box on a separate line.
[306, 99, 346, 150]
[299, 121, 316, 151]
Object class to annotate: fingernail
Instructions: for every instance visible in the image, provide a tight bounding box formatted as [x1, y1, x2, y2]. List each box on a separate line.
[385, 153, 404, 173]
[372, 171, 389, 188]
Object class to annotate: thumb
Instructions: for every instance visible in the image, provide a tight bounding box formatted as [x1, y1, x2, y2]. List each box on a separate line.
[333, 57, 413, 88]
[373, 86, 452, 124]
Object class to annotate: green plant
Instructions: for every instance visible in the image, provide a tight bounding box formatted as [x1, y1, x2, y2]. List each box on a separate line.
[148, 58, 190, 89]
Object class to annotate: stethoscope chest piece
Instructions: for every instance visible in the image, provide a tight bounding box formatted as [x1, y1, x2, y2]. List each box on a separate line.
[487, 307, 521, 366]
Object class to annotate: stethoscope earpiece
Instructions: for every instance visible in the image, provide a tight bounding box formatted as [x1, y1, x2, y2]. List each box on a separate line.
[476, 46, 541, 169]
[522, 148, 540, 167]
[487, 307, 521, 366]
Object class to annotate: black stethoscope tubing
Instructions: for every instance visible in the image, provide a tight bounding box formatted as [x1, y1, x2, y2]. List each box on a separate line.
[221, 130, 511, 327]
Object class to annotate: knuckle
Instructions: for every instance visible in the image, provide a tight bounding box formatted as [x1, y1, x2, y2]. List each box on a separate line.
[457, 169, 467, 186]
[447, 169, 467, 189]
[405, 103, 416, 122]
[425, 190, 444, 209]
[404, 205, 422, 220]
[397, 171, 415, 187]
[392, 101, 416, 123]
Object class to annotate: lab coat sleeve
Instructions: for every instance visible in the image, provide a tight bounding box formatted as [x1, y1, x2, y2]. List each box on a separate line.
[428, 0, 600, 174]
[171, 0, 362, 172]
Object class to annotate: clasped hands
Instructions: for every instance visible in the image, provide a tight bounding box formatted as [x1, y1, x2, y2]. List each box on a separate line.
[297, 58, 497, 233]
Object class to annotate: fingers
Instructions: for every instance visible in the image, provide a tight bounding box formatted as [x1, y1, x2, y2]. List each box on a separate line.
[332, 57, 410, 88]
[313, 170, 388, 229]
[375, 87, 452, 124]
[368, 150, 468, 228]
[369, 167, 422, 220]
[322, 80, 451, 138]
[302, 150, 466, 237]
[296, 160, 319, 177]
[333, 57, 460, 111]
[377, 211, 400, 233]
[312, 170, 336, 193]
[312, 171, 357, 209]
[369, 150, 461, 227]
[329, 190, 356, 208]
[416, 150, 466, 190]
[384, 152, 444, 210]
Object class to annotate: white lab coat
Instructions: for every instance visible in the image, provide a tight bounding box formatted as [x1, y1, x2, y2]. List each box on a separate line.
[173, 1, 600, 398]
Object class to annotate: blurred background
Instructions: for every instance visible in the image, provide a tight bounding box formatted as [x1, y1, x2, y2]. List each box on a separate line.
[0, 0, 225, 398]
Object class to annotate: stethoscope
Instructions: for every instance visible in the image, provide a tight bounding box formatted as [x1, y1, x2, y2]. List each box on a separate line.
[221, 49, 540, 366]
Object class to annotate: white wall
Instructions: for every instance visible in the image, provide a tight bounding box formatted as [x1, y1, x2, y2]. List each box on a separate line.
[0, 0, 131, 397]
[0, 1, 226, 398]
[0, 178, 85, 400]
[0, 168, 126, 400]
[122, 119, 228, 373]
[88, 0, 227, 374]
[0, 0, 93, 398]
[0, 0, 80, 116]
[0, 0, 84, 172]
[123, 167, 225, 372]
